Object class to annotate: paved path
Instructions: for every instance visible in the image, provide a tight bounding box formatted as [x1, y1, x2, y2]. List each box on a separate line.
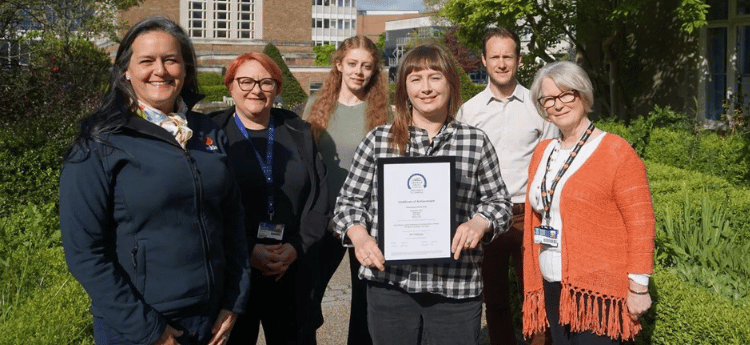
[258, 254, 529, 345]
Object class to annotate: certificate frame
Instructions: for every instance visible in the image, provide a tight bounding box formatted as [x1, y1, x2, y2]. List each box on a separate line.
[377, 156, 457, 265]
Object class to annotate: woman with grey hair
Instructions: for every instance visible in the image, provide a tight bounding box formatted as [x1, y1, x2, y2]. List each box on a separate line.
[522, 61, 655, 344]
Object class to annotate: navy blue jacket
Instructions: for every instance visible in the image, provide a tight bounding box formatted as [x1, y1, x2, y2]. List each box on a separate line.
[210, 107, 330, 332]
[60, 111, 252, 345]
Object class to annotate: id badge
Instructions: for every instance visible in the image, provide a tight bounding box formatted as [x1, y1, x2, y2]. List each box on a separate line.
[534, 225, 559, 248]
[257, 222, 285, 241]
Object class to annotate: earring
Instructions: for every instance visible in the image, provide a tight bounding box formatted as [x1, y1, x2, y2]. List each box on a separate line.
[124, 76, 130, 81]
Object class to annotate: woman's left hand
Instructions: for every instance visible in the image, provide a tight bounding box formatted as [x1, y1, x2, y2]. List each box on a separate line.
[266, 243, 297, 281]
[626, 281, 652, 321]
[208, 309, 237, 345]
[451, 215, 489, 260]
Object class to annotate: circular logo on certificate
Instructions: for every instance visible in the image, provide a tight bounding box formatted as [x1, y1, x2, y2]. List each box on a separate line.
[407, 173, 427, 190]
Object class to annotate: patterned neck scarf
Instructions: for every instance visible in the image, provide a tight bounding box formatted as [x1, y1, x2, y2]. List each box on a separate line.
[135, 97, 193, 149]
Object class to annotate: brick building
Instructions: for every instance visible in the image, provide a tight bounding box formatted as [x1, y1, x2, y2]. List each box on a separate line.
[114, 0, 326, 94]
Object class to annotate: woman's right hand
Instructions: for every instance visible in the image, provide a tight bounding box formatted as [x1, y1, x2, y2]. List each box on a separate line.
[153, 325, 183, 345]
[347, 225, 385, 271]
[250, 243, 283, 275]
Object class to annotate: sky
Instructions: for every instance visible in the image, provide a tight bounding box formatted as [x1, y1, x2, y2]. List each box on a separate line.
[357, 0, 425, 11]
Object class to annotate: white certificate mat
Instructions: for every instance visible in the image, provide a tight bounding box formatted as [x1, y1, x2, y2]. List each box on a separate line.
[377, 156, 456, 264]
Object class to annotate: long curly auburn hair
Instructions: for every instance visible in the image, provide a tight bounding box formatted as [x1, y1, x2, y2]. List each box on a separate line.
[306, 36, 389, 141]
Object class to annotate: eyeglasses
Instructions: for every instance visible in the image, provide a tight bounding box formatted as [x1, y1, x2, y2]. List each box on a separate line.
[235, 77, 277, 92]
[538, 90, 578, 109]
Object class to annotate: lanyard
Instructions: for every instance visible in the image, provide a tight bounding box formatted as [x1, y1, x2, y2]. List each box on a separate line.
[233, 113, 275, 219]
[540, 122, 595, 223]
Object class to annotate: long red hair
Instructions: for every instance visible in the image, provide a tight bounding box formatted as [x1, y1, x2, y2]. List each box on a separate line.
[306, 36, 389, 141]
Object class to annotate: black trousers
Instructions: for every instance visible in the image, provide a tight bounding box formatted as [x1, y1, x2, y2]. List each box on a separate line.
[543, 280, 620, 345]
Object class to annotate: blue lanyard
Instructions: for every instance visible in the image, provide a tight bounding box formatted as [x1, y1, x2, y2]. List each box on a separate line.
[233, 113, 275, 219]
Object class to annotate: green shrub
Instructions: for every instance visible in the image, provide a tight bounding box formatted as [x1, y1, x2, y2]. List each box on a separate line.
[645, 161, 750, 244]
[263, 43, 309, 113]
[644, 128, 750, 188]
[0, 139, 66, 218]
[0, 202, 93, 345]
[0, 35, 109, 218]
[313, 44, 336, 66]
[0, 247, 93, 345]
[198, 72, 226, 87]
[635, 266, 750, 344]
[656, 192, 750, 306]
[201, 85, 231, 102]
[598, 105, 750, 185]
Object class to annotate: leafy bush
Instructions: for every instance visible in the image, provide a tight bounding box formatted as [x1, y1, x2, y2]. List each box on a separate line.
[635, 266, 750, 344]
[263, 43, 308, 112]
[645, 161, 750, 246]
[313, 44, 336, 66]
[0, 202, 93, 345]
[0, 247, 93, 345]
[643, 128, 750, 189]
[656, 192, 750, 306]
[0, 35, 109, 218]
[201, 85, 231, 102]
[597, 105, 750, 185]
[198, 72, 225, 87]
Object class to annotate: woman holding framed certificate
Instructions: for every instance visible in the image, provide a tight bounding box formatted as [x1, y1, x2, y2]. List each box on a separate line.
[332, 43, 513, 345]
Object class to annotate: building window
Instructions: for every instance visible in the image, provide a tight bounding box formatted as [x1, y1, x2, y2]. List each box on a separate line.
[237, 0, 254, 38]
[702, 0, 750, 120]
[707, 28, 727, 120]
[213, 0, 229, 38]
[188, 1, 206, 38]
[187, 0, 257, 39]
[310, 82, 323, 95]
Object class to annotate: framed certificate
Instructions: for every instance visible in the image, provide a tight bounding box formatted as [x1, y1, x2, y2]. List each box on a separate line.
[377, 156, 457, 265]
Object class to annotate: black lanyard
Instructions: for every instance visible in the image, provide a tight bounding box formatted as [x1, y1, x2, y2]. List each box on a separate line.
[234, 113, 276, 219]
[540, 122, 595, 223]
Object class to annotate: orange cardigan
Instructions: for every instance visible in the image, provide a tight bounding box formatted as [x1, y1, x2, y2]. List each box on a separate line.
[522, 133, 656, 341]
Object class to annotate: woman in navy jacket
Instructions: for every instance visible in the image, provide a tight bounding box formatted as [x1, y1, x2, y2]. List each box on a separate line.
[209, 53, 329, 345]
[59, 17, 251, 345]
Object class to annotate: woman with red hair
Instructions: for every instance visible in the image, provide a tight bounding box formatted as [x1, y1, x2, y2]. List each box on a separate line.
[210, 52, 329, 345]
[303, 36, 389, 345]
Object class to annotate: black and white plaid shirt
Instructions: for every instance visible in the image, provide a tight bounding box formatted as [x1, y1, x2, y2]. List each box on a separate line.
[333, 120, 512, 299]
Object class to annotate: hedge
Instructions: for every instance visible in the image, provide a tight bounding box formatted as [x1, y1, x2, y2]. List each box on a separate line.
[597, 114, 750, 186]
[645, 161, 750, 244]
[201, 84, 231, 102]
[636, 266, 750, 344]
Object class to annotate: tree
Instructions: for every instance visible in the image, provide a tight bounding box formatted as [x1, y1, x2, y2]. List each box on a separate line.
[263, 43, 309, 112]
[0, 0, 143, 44]
[313, 43, 336, 66]
[442, 27, 481, 77]
[439, 0, 709, 121]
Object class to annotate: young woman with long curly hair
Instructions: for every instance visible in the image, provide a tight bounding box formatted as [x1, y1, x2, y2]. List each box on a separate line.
[303, 35, 389, 345]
